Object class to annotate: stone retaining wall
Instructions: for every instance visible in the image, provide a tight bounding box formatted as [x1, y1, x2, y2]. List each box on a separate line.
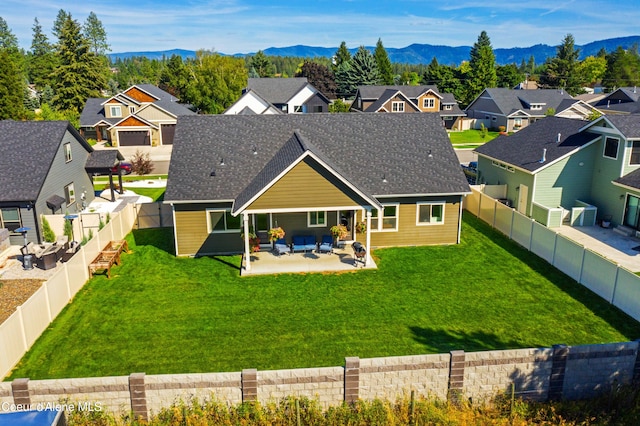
[3, 341, 638, 420]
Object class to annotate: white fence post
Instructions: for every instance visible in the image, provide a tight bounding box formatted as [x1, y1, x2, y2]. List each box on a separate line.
[43, 281, 52, 323]
[16, 306, 28, 351]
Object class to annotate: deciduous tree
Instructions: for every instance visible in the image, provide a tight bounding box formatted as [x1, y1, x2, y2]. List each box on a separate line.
[296, 61, 337, 99]
[602, 45, 640, 90]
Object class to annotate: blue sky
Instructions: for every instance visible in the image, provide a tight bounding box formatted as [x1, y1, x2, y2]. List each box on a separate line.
[2, 0, 638, 54]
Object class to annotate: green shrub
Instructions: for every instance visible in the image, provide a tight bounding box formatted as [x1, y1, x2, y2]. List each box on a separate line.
[41, 216, 56, 243]
[63, 217, 73, 242]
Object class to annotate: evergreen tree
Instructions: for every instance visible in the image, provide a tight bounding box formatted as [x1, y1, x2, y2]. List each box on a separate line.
[374, 38, 394, 85]
[496, 64, 524, 88]
[0, 49, 27, 119]
[527, 55, 536, 75]
[83, 12, 110, 55]
[28, 18, 56, 89]
[249, 50, 273, 77]
[51, 14, 107, 114]
[297, 61, 337, 99]
[52, 9, 71, 40]
[0, 17, 18, 50]
[159, 54, 190, 99]
[333, 41, 351, 71]
[539, 34, 583, 94]
[466, 31, 497, 105]
[338, 46, 381, 98]
[602, 45, 640, 90]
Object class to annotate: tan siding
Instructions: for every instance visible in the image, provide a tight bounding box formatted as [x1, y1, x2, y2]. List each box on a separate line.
[417, 94, 440, 112]
[248, 159, 363, 210]
[174, 207, 243, 255]
[272, 212, 334, 243]
[138, 105, 176, 122]
[369, 202, 460, 247]
[383, 96, 419, 112]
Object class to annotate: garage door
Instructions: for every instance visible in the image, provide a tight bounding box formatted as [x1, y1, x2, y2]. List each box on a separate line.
[119, 130, 149, 146]
[161, 124, 176, 145]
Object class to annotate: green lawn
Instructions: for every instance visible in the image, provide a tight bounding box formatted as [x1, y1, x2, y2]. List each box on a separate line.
[448, 129, 500, 146]
[7, 213, 639, 380]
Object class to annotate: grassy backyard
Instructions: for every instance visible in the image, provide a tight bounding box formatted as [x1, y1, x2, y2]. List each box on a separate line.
[448, 129, 500, 147]
[7, 213, 640, 380]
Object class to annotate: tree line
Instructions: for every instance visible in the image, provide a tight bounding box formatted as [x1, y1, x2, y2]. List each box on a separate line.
[1, 15, 640, 123]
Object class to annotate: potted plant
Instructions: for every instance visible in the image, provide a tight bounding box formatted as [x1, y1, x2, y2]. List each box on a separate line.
[330, 224, 348, 246]
[240, 226, 261, 253]
[355, 221, 367, 234]
[267, 227, 285, 243]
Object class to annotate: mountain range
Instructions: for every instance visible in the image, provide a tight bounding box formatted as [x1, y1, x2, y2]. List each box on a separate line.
[108, 36, 640, 66]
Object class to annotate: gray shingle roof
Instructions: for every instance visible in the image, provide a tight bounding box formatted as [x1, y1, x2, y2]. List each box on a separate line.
[85, 150, 125, 173]
[474, 117, 598, 173]
[136, 84, 196, 116]
[469, 88, 574, 116]
[364, 89, 418, 112]
[247, 78, 310, 104]
[165, 114, 470, 203]
[80, 98, 119, 127]
[356, 85, 441, 100]
[604, 114, 640, 139]
[0, 121, 90, 202]
[614, 168, 640, 190]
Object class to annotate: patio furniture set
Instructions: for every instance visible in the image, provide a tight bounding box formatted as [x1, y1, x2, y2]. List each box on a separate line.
[20, 236, 80, 270]
[273, 235, 335, 256]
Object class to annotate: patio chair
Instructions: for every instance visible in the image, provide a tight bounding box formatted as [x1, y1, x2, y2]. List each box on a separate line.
[273, 238, 290, 256]
[317, 235, 333, 254]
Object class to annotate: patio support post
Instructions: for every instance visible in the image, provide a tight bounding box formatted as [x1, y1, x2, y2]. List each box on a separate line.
[365, 210, 372, 266]
[243, 212, 251, 271]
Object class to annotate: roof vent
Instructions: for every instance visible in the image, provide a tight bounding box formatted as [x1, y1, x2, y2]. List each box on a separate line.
[210, 168, 216, 177]
[428, 149, 433, 158]
[252, 146, 257, 155]
[382, 174, 388, 183]
[539, 148, 547, 163]
[607, 100, 610, 108]
[634, 86, 637, 94]
[556, 133, 561, 143]
[219, 158, 225, 166]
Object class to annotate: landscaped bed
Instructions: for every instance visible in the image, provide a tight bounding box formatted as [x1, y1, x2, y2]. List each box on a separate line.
[7, 212, 640, 380]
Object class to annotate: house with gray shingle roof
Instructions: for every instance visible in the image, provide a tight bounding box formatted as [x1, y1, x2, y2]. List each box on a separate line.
[474, 114, 640, 231]
[465, 88, 600, 133]
[80, 84, 195, 147]
[593, 87, 640, 115]
[0, 121, 122, 245]
[225, 77, 330, 115]
[164, 113, 470, 270]
[351, 85, 466, 130]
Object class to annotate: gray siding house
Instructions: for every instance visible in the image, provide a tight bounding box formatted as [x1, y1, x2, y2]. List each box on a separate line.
[0, 121, 104, 245]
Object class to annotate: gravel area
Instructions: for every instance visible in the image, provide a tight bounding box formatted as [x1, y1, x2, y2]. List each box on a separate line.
[0, 279, 44, 323]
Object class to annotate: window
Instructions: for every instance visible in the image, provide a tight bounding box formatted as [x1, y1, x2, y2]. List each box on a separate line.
[492, 116, 497, 121]
[392, 101, 405, 112]
[207, 210, 241, 233]
[0, 208, 22, 233]
[417, 203, 444, 225]
[312, 105, 323, 113]
[129, 106, 135, 114]
[308, 211, 326, 227]
[65, 183, 76, 205]
[530, 104, 543, 110]
[423, 98, 435, 109]
[371, 204, 398, 231]
[444, 104, 452, 110]
[64, 143, 72, 162]
[631, 141, 640, 165]
[109, 106, 122, 117]
[514, 118, 522, 126]
[604, 137, 619, 159]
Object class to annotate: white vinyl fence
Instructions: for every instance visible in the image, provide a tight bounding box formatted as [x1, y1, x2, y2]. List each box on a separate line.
[464, 187, 640, 323]
[0, 203, 137, 378]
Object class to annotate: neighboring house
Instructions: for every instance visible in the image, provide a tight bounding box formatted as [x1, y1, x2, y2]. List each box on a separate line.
[164, 114, 470, 267]
[513, 80, 539, 90]
[80, 84, 195, 147]
[351, 85, 466, 130]
[0, 121, 122, 245]
[225, 77, 330, 115]
[593, 87, 640, 114]
[474, 114, 640, 231]
[465, 88, 600, 132]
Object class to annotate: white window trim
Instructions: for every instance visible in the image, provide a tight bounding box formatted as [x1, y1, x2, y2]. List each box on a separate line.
[109, 105, 122, 117]
[603, 136, 619, 160]
[416, 202, 445, 226]
[392, 101, 405, 112]
[65, 183, 76, 205]
[64, 143, 72, 163]
[423, 98, 435, 109]
[630, 140, 640, 165]
[444, 104, 452, 110]
[307, 211, 327, 227]
[206, 209, 241, 234]
[371, 203, 399, 232]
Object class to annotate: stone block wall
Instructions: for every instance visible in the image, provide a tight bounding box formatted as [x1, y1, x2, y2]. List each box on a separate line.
[2, 341, 638, 419]
[464, 348, 553, 401]
[257, 366, 344, 409]
[145, 372, 242, 415]
[563, 342, 637, 399]
[359, 354, 450, 402]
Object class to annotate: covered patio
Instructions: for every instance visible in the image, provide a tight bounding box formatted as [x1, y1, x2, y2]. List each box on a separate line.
[241, 243, 377, 276]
